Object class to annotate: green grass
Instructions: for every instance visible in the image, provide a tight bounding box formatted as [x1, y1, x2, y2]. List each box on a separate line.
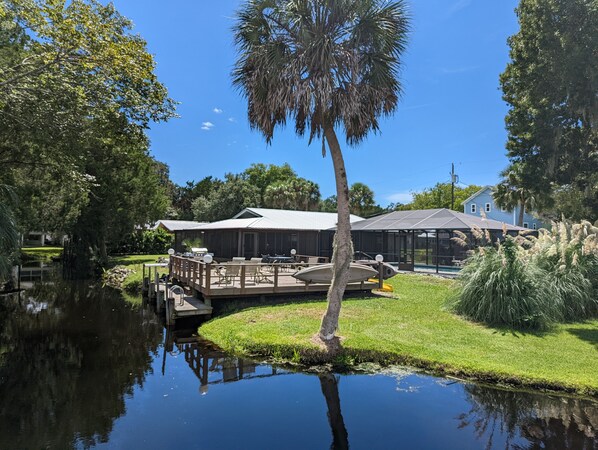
[105, 254, 168, 303]
[20, 246, 63, 261]
[199, 274, 598, 396]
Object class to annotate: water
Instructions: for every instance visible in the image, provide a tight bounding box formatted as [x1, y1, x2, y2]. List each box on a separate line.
[0, 276, 596, 449]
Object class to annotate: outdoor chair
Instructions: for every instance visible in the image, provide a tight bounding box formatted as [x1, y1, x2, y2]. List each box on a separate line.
[226, 263, 242, 284]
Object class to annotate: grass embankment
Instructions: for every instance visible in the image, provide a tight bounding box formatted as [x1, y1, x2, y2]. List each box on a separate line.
[199, 274, 598, 396]
[20, 246, 63, 261]
[104, 254, 168, 303]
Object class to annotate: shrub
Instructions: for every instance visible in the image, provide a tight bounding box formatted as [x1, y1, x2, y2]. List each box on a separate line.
[110, 228, 173, 255]
[449, 220, 598, 329]
[448, 236, 561, 330]
[530, 221, 598, 321]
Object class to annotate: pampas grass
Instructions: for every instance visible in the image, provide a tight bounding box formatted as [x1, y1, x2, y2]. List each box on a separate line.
[449, 219, 598, 329]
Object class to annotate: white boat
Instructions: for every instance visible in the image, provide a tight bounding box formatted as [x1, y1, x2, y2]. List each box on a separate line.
[354, 260, 399, 279]
[292, 263, 378, 284]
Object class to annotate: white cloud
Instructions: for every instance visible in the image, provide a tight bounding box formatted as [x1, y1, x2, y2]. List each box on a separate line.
[447, 0, 471, 16]
[213, 108, 223, 114]
[387, 192, 413, 204]
[228, 117, 236, 123]
[201, 121, 215, 131]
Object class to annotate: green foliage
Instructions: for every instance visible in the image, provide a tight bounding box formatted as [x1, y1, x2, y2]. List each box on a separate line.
[500, 0, 598, 222]
[451, 220, 598, 329]
[448, 237, 560, 329]
[0, 0, 176, 275]
[400, 183, 482, 211]
[263, 178, 321, 211]
[493, 163, 538, 227]
[112, 228, 174, 255]
[0, 185, 19, 280]
[192, 174, 260, 222]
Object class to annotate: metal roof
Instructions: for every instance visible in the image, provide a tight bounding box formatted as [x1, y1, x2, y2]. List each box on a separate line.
[348, 208, 526, 232]
[155, 220, 207, 231]
[193, 208, 364, 231]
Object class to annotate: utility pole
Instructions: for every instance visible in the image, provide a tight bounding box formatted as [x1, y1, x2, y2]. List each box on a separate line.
[450, 163, 459, 210]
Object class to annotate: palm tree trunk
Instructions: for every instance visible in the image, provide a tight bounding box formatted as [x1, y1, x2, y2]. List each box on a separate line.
[518, 196, 525, 227]
[319, 126, 353, 341]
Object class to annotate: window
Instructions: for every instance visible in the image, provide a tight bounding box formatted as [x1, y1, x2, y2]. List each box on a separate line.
[532, 223, 537, 230]
[485, 203, 491, 213]
[523, 222, 529, 228]
[470, 204, 476, 214]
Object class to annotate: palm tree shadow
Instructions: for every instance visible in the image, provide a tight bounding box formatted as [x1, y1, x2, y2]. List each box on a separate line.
[566, 328, 598, 350]
[490, 326, 555, 339]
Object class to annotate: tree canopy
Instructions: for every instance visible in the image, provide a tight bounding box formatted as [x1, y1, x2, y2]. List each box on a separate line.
[0, 0, 176, 272]
[398, 183, 482, 212]
[499, 0, 598, 222]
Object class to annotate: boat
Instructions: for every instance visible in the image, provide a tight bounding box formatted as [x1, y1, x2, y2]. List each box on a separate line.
[292, 263, 378, 284]
[355, 260, 399, 279]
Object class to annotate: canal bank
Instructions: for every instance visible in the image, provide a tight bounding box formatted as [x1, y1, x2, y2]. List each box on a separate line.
[198, 274, 598, 397]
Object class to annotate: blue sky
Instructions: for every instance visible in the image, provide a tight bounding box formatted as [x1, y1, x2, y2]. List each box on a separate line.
[112, 0, 519, 206]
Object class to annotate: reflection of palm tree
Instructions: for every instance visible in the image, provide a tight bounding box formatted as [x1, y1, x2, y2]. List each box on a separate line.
[458, 383, 598, 449]
[319, 373, 349, 450]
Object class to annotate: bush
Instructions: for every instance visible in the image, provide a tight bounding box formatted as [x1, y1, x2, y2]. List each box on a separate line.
[449, 220, 598, 329]
[110, 228, 173, 255]
[448, 237, 561, 329]
[530, 221, 598, 321]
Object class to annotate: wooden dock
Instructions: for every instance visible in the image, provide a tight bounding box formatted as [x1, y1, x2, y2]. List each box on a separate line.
[143, 256, 381, 325]
[169, 255, 380, 303]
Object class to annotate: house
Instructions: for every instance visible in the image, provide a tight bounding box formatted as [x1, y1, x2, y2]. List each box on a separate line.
[462, 186, 543, 230]
[153, 220, 207, 233]
[173, 208, 364, 259]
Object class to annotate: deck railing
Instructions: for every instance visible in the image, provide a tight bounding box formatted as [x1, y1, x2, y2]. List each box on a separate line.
[169, 255, 382, 298]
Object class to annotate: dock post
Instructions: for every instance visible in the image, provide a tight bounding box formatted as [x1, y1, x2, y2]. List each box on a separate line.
[166, 296, 175, 326]
[155, 269, 160, 309]
[378, 262, 384, 289]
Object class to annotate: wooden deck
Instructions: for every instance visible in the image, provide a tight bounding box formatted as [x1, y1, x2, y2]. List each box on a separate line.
[169, 255, 380, 303]
[143, 256, 381, 325]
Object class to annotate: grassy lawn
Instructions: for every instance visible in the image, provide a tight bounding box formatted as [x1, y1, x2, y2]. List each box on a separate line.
[105, 254, 168, 303]
[199, 274, 598, 396]
[20, 246, 63, 261]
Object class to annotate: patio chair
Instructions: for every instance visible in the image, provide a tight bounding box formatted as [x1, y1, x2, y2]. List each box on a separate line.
[224, 263, 241, 285]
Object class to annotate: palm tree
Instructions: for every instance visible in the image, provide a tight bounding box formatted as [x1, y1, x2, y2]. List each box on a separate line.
[233, 0, 409, 341]
[493, 164, 536, 227]
[0, 185, 20, 281]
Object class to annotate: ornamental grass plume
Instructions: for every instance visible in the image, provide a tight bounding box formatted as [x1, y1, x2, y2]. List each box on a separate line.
[448, 236, 561, 330]
[530, 220, 598, 321]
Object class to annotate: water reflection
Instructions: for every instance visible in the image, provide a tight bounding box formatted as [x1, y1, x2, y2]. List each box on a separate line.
[0, 276, 596, 449]
[459, 383, 598, 449]
[0, 279, 163, 449]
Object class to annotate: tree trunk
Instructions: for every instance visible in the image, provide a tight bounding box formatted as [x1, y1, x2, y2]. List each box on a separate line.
[518, 199, 525, 227]
[319, 126, 353, 341]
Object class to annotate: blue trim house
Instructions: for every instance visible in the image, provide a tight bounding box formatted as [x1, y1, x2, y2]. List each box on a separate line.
[463, 186, 543, 230]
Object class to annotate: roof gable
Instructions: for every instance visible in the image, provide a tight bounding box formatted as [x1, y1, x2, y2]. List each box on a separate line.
[462, 186, 493, 204]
